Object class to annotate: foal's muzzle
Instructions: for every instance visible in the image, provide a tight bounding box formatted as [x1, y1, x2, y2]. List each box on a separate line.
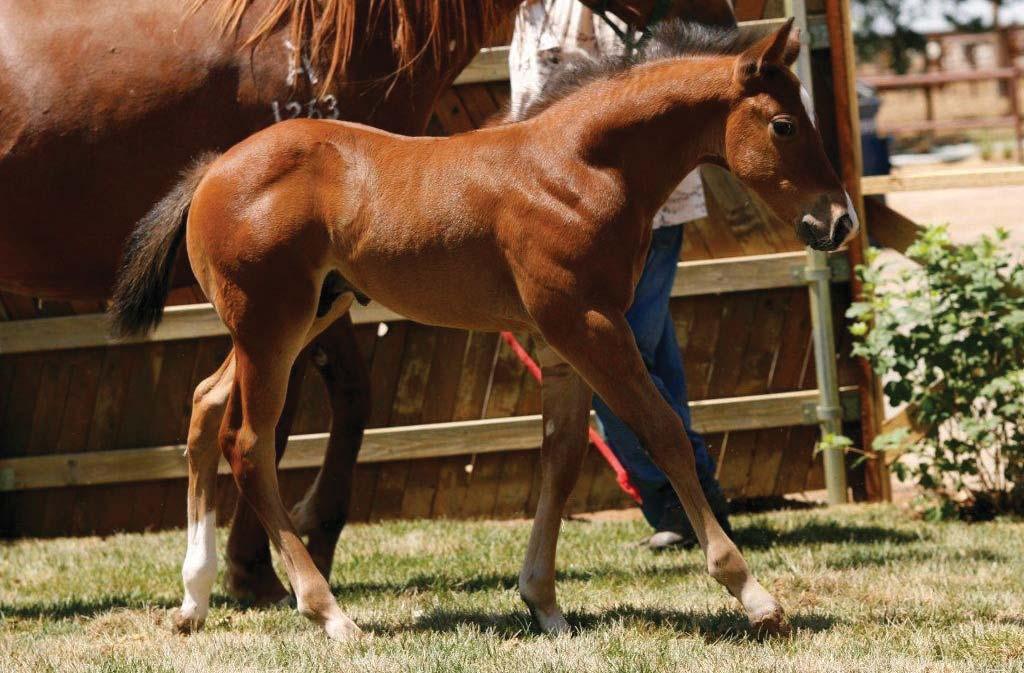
[796, 193, 859, 252]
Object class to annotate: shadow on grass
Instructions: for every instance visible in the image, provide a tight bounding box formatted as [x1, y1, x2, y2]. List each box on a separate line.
[733, 520, 924, 550]
[0, 521, 941, 623]
[381, 605, 837, 642]
[331, 520, 930, 600]
[0, 590, 284, 621]
[824, 544, 1006, 570]
[0, 594, 180, 620]
[332, 563, 700, 600]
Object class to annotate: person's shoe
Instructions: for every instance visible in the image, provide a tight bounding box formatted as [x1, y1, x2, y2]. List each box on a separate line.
[648, 528, 697, 550]
[648, 504, 698, 551]
[647, 486, 734, 551]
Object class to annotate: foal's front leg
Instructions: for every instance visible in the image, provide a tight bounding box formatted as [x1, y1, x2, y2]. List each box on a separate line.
[519, 344, 592, 634]
[541, 308, 789, 635]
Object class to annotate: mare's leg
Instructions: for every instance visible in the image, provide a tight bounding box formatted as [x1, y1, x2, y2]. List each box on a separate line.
[290, 313, 371, 578]
[171, 353, 235, 634]
[221, 310, 359, 640]
[519, 344, 592, 634]
[540, 308, 788, 634]
[224, 349, 310, 604]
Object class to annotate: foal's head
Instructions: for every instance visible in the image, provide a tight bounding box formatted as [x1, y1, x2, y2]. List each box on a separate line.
[720, 19, 857, 250]
[510, 18, 857, 250]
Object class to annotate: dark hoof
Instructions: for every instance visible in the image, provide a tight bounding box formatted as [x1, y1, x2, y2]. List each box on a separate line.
[170, 608, 204, 635]
[750, 605, 791, 637]
[225, 560, 289, 606]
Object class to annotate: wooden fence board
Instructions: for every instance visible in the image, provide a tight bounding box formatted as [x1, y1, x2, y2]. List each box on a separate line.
[0, 389, 859, 493]
[367, 322, 410, 428]
[387, 324, 440, 519]
[1, 355, 45, 457]
[565, 447, 601, 514]
[454, 83, 502, 126]
[729, 292, 792, 495]
[54, 352, 104, 454]
[862, 166, 1024, 195]
[459, 452, 506, 518]
[675, 295, 725, 401]
[493, 448, 537, 518]
[0, 252, 849, 356]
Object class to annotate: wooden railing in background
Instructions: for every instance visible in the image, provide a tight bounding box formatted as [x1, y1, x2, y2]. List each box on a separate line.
[861, 67, 1024, 162]
[0, 251, 855, 494]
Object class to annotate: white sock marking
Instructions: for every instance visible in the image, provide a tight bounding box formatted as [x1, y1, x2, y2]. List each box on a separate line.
[179, 510, 217, 621]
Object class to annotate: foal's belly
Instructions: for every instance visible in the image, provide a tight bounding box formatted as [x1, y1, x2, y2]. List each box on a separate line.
[339, 230, 533, 333]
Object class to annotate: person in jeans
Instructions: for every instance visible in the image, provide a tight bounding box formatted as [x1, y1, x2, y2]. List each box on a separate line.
[509, 0, 733, 548]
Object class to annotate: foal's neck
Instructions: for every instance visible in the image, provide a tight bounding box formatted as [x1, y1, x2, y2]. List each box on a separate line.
[567, 58, 733, 221]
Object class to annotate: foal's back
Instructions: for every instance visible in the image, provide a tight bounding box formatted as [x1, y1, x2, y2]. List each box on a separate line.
[188, 118, 570, 332]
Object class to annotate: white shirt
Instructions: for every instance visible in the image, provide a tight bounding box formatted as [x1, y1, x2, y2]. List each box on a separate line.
[508, 0, 710, 227]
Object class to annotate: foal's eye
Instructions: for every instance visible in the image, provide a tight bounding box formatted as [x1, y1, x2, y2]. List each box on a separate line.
[771, 117, 797, 139]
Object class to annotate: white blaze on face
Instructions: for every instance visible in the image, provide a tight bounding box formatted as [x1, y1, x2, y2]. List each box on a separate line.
[800, 85, 817, 128]
[800, 83, 860, 239]
[179, 509, 217, 621]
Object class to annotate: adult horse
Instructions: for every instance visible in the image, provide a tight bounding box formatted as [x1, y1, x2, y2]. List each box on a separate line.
[113, 18, 856, 639]
[0, 0, 738, 603]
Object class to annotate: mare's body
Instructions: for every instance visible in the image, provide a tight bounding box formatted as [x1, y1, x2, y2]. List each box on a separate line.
[0, 0, 737, 603]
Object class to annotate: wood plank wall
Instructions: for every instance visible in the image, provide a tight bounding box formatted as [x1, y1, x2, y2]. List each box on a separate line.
[0, 6, 862, 537]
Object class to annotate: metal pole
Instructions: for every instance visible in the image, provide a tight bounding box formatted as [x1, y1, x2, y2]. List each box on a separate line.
[806, 251, 848, 504]
[786, 0, 814, 95]
[789, 0, 849, 504]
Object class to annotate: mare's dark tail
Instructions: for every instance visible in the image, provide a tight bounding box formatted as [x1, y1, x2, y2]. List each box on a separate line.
[109, 152, 220, 337]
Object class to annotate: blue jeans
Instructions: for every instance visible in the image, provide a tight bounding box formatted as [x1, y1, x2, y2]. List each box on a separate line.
[593, 225, 723, 528]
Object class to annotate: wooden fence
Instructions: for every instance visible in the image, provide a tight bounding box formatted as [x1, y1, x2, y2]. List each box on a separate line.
[860, 68, 1024, 162]
[0, 8, 876, 537]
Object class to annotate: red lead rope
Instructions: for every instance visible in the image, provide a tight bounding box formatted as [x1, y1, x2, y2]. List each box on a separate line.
[498, 331, 642, 504]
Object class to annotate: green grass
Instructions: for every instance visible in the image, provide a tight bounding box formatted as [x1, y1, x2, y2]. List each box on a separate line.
[2, 505, 1024, 672]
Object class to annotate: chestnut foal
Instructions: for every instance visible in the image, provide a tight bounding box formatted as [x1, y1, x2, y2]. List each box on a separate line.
[112, 18, 855, 640]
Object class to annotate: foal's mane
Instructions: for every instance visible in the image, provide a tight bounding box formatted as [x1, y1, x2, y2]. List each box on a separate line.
[510, 20, 757, 123]
[191, 0, 506, 93]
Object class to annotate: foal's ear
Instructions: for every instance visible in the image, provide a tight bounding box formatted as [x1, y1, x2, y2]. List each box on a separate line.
[734, 17, 801, 84]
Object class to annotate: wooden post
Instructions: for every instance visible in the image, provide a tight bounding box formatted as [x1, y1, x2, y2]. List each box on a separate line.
[1005, 28, 1024, 164]
[733, 0, 769, 21]
[1010, 68, 1024, 163]
[924, 40, 940, 149]
[788, 0, 847, 504]
[824, 0, 890, 502]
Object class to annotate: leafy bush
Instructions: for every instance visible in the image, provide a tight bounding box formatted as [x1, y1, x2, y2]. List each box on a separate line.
[848, 226, 1024, 519]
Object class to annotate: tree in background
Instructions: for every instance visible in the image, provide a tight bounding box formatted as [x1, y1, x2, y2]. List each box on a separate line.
[854, 0, 928, 73]
[854, 0, 1021, 73]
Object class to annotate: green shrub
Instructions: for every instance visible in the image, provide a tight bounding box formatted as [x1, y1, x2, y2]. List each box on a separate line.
[848, 226, 1024, 519]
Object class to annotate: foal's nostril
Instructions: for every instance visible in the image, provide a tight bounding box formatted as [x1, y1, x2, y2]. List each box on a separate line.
[831, 214, 853, 245]
[797, 216, 818, 244]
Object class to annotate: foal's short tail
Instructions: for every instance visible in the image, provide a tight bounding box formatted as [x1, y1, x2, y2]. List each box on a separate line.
[109, 153, 220, 337]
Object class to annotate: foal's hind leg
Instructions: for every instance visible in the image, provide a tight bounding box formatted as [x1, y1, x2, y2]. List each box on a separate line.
[519, 343, 591, 634]
[224, 350, 309, 605]
[220, 307, 360, 640]
[540, 308, 788, 635]
[171, 353, 235, 634]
